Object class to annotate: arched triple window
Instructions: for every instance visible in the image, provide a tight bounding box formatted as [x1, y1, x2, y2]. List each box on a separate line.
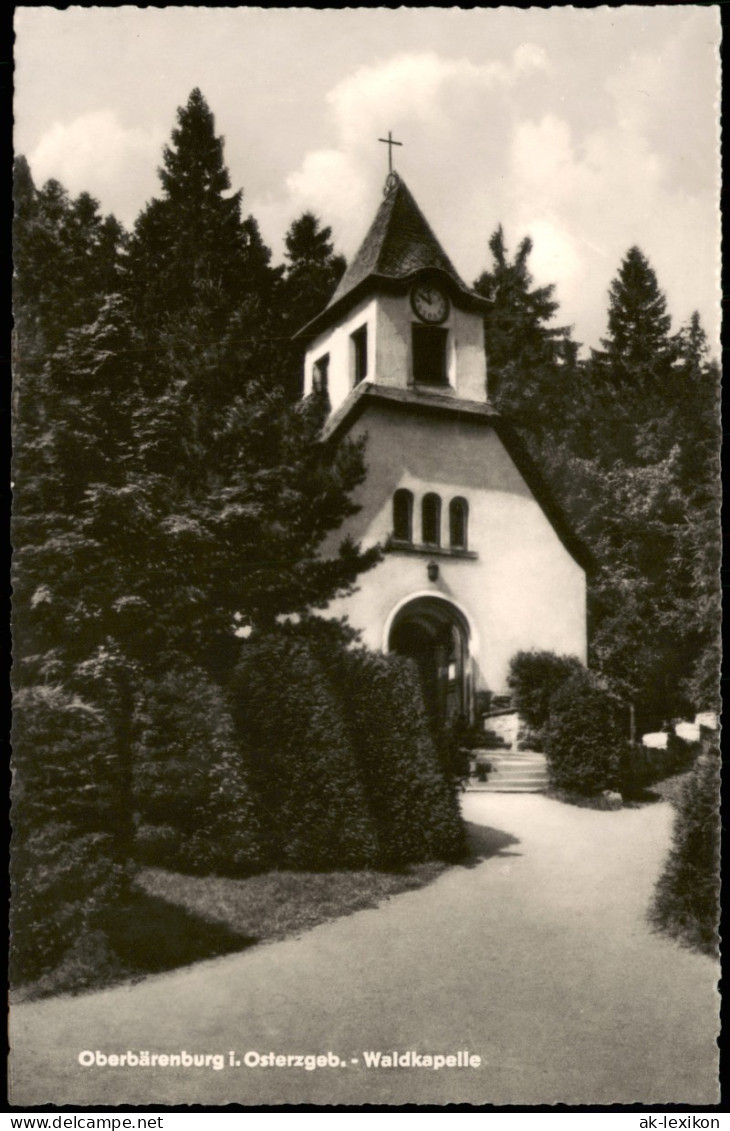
[449, 497, 468, 550]
[391, 491, 469, 551]
[422, 493, 441, 546]
[392, 489, 414, 543]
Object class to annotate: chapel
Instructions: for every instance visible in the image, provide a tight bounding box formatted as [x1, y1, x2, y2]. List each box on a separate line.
[295, 167, 588, 727]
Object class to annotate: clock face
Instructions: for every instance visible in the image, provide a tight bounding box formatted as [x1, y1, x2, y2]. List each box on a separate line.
[411, 284, 450, 324]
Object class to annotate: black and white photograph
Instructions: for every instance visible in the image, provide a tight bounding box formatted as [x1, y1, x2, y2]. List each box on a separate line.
[10, 5, 721, 1108]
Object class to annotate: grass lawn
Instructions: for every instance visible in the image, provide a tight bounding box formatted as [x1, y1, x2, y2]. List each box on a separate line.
[12, 860, 448, 1004]
[622, 769, 693, 807]
[136, 861, 446, 942]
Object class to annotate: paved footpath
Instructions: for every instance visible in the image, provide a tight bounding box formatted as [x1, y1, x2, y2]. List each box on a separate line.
[10, 795, 719, 1106]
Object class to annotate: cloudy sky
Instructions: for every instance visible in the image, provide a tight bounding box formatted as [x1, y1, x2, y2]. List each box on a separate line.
[14, 6, 721, 352]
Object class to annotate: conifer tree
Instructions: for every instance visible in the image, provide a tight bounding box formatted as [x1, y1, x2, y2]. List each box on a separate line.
[13, 159, 125, 361]
[473, 225, 576, 429]
[15, 91, 378, 810]
[119, 91, 377, 669]
[283, 211, 346, 330]
[585, 246, 679, 465]
[573, 253, 719, 722]
[126, 87, 282, 393]
[12, 179, 133, 978]
[277, 212, 346, 399]
[669, 314, 721, 710]
[128, 90, 255, 327]
[601, 245, 673, 373]
[12, 96, 380, 975]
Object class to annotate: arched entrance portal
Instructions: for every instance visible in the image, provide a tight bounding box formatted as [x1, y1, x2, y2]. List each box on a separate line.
[388, 597, 471, 728]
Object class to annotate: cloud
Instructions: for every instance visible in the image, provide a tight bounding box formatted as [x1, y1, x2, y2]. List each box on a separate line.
[25, 24, 713, 352]
[29, 111, 164, 225]
[251, 44, 553, 266]
[246, 30, 719, 353]
[506, 57, 718, 348]
[255, 36, 717, 351]
[326, 48, 549, 150]
[255, 148, 371, 262]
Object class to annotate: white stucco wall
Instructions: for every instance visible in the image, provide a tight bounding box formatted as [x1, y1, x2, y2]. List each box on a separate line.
[375, 294, 486, 402]
[303, 293, 487, 415]
[320, 402, 587, 695]
[304, 295, 377, 414]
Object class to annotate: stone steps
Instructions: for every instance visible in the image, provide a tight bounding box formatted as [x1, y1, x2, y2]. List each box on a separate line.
[468, 749, 549, 793]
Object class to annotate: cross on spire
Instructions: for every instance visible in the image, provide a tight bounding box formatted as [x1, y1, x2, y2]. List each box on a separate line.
[378, 130, 403, 174]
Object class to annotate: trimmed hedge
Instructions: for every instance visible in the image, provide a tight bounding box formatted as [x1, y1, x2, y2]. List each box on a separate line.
[651, 753, 720, 954]
[544, 673, 625, 794]
[230, 633, 381, 870]
[230, 626, 466, 870]
[133, 668, 263, 876]
[333, 649, 467, 866]
[10, 686, 127, 982]
[507, 650, 585, 738]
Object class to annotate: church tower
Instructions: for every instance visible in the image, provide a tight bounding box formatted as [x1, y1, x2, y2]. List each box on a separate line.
[299, 172, 490, 411]
[296, 169, 588, 727]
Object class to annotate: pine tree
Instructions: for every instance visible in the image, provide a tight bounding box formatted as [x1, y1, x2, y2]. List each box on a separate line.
[126, 88, 282, 394]
[470, 233, 719, 725]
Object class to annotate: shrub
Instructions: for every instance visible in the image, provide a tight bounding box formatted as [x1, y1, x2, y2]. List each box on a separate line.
[621, 730, 700, 793]
[11, 686, 127, 983]
[543, 673, 625, 794]
[507, 650, 585, 740]
[133, 668, 263, 876]
[665, 732, 699, 775]
[650, 754, 719, 954]
[11, 823, 126, 984]
[230, 631, 381, 870]
[332, 649, 467, 866]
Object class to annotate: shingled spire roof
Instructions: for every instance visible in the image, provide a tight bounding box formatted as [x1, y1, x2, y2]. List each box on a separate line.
[295, 173, 487, 339]
[331, 174, 470, 301]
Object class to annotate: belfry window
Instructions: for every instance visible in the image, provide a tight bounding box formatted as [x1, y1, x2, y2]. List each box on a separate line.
[351, 325, 368, 385]
[450, 497, 468, 549]
[422, 493, 441, 546]
[412, 325, 449, 386]
[392, 489, 413, 542]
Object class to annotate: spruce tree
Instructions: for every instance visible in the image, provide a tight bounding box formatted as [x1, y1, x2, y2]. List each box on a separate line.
[277, 212, 346, 399]
[283, 211, 346, 331]
[13, 159, 125, 362]
[128, 89, 255, 329]
[121, 91, 378, 665]
[670, 314, 721, 710]
[12, 177, 133, 982]
[13, 92, 380, 898]
[586, 246, 679, 465]
[601, 245, 673, 373]
[473, 225, 576, 429]
[573, 252, 719, 723]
